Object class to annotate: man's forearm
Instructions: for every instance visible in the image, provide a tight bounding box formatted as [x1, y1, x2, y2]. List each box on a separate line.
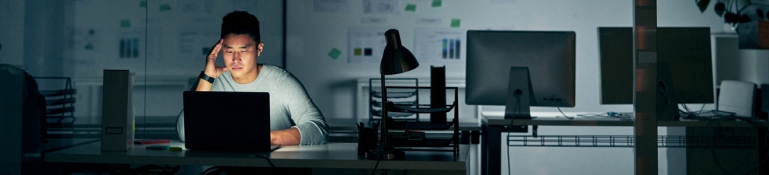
[270, 127, 301, 145]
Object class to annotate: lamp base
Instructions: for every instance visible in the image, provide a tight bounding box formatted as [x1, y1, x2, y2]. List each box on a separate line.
[365, 144, 404, 160]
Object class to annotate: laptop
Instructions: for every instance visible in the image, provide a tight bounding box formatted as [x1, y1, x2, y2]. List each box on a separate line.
[183, 91, 275, 152]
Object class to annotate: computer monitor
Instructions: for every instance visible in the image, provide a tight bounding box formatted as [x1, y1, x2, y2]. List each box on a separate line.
[597, 27, 714, 104]
[465, 30, 576, 119]
[598, 27, 634, 104]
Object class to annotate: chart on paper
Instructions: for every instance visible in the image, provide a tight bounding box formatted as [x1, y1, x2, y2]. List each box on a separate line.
[414, 28, 464, 63]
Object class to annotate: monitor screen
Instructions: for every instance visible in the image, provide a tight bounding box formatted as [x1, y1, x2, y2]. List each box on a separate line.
[465, 30, 576, 107]
[598, 27, 634, 104]
[597, 27, 714, 104]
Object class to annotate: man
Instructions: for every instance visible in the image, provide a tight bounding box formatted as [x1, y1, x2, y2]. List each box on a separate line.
[178, 11, 328, 145]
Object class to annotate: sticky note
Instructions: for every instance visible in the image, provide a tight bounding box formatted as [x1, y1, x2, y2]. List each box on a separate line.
[120, 19, 131, 28]
[140, 0, 147, 8]
[405, 4, 416, 12]
[354, 48, 362, 56]
[329, 48, 341, 60]
[432, 0, 442, 7]
[160, 4, 171, 11]
[450, 18, 461, 28]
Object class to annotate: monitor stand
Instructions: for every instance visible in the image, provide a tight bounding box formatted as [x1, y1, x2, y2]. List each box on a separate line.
[504, 67, 534, 132]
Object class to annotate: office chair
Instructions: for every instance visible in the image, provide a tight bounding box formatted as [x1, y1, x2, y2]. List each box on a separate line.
[718, 80, 756, 117]
[176, 78, 200, 142]
[0, 64, 46, 174]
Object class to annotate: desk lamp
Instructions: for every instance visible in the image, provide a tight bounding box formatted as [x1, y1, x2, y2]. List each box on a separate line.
[366, 29, 419, 160]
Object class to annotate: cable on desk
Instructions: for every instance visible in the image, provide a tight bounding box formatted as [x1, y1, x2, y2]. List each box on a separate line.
[575, 112, 632, 119]
[556, 100, 573, 119]
[678, 103, 711, 119]
[370, 155, 382, 175]
[255, 153, 276, 168]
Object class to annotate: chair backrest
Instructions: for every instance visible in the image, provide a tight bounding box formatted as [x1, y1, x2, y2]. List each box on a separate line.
[0, 64, 46, 153]
[176, 78, 202, 142]
[718, 80, 756, 117]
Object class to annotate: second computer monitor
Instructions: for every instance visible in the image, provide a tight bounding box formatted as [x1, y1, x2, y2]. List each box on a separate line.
[465, 30, 576, 107]
[598, 27, 714, 104]
[598, 27, 634, 104]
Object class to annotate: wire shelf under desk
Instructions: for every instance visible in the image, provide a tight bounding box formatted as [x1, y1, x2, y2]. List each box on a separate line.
[507, 135, 756, 148]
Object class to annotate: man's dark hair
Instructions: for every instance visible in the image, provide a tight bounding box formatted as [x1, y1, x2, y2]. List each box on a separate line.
[221, 11, 260, 43]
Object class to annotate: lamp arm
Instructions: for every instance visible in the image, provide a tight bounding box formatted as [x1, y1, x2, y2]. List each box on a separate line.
[380, 73, 388, 145]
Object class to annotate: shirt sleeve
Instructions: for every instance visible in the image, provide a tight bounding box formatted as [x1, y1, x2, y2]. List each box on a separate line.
[281, 73, 329, 145]
[177, 110, 186, 142]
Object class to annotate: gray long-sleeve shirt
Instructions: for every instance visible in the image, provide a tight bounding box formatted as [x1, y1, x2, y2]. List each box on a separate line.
[178, 64, 328, 145]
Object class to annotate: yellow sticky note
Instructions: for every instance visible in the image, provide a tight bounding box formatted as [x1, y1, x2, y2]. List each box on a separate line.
[450, 18, 461, 28]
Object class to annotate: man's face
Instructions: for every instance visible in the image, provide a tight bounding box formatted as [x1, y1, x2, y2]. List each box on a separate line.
[221, 34, 262, 81]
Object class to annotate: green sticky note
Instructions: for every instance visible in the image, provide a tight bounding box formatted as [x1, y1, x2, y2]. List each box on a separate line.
[159, 4, 171, 11]
[120, 19, 131, 28]
[329, 48, 341, 60]
[140, 0, 147, 8]
[450, 18, 461, 28]
[405, 4, 417, 12]
[432, 0, 442, 7]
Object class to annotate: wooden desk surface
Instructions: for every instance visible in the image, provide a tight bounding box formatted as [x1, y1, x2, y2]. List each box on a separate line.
[45, 141, 471, 171]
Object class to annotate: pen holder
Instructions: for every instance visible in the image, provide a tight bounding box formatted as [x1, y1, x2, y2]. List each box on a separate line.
[357, 127, 378, 155]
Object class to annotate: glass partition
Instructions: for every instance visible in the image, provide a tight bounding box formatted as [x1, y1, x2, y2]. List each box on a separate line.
[0, 1, 284, 142]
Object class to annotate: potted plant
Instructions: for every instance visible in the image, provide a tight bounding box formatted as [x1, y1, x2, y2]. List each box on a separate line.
[700, 0, 769, 48]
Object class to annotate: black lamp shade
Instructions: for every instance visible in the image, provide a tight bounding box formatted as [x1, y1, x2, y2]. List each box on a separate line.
[381, 29, 419, 75]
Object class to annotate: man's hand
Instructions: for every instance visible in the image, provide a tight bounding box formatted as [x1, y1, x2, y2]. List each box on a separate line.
[204, 39, 227, 78]
[197, 39, 226, 91]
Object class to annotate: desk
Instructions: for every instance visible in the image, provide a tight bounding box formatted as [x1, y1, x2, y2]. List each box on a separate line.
[326, 118, 482, 144]
[480, 115, 769, 175]
[46, 141, 471, 174]
[326, 118, 482, 132]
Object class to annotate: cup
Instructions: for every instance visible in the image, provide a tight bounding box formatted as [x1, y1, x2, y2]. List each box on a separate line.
[357, 127, 378, 155]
